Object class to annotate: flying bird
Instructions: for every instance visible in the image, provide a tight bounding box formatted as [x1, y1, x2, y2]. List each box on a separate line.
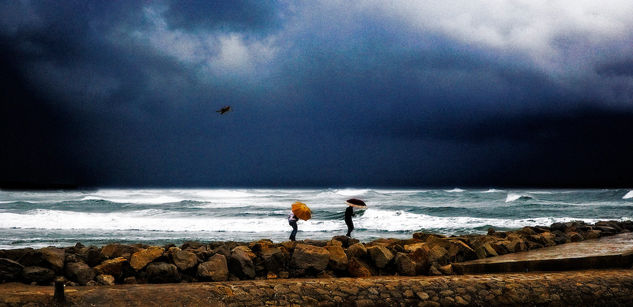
[216, 106, 232, 115]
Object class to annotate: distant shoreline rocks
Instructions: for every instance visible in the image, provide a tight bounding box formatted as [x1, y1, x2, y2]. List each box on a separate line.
[0, 220, 631, 286]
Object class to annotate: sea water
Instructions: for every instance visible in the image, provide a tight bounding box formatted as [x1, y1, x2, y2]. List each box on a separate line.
[0, 188, 632, 249]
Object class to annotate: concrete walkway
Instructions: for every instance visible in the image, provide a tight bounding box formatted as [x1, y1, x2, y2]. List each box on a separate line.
[453, 232, 633, 274]
[2, 270, 633, 306]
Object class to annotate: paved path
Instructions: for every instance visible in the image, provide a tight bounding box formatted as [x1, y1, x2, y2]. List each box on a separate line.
[453, 232, 633, 274]
[1, 269, 633, 306]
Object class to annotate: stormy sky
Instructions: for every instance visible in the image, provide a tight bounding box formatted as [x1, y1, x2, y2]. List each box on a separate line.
[1, 1, 633, 188]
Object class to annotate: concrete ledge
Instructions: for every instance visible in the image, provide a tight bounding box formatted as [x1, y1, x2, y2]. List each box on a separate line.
[2, 269, 633, 306]
[453, 232, 633, 274]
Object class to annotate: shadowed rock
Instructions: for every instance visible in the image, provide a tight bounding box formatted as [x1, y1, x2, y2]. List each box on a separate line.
[146, 262, 180, 283]
[0, 258, 24, 282]
[197, 254, 228, 281]
[65, 262, 95, 285]
[39, 248, 65, 272]
[395, 253, 416, 276]
[95, 274, 115, 285]
[368, 245, 394, 269]
[22, 266, 54, 285]
[101, 244, 140, 260]
[347, 257, 372, 277]
[346, 243, 367, 259]
[229, 247, 255, 279]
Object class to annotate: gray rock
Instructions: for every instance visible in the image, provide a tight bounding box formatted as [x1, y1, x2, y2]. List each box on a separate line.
[261, 247, 287, 273]
[146, 262, 180, 283]
[197, 254, 229, 281]
[39, 247, 65, 272]
[65, 261, 95, 285]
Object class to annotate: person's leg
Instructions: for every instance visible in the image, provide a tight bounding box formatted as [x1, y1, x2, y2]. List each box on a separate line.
[290, 221, 297, 241]
[346, 220, 354, 237]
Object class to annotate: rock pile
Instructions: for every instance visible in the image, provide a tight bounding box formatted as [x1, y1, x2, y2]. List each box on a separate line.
[0, 220, 631, 286]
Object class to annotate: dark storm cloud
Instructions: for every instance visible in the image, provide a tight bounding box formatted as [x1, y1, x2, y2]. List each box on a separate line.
[163, 0, 283, 33]
[1, 1, 633, 188]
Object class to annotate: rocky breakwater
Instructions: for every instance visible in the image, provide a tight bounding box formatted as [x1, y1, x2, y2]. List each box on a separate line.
[0, 220, 631, 286]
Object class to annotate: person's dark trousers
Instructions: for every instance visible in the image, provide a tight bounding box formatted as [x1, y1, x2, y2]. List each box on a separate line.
[345, 220, 354, 237]
[289, 220, 298, 241]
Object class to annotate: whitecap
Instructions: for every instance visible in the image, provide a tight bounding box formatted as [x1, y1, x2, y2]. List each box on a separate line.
[481, 189, 504, 193]
[444, 188, 465, 193]
[334, 189, 370, 196]
[505, 193, 533, 202]
[624, 190, 633, 200]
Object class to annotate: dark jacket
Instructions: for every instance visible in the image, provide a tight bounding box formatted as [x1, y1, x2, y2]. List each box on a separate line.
[344, 206, 354, 222]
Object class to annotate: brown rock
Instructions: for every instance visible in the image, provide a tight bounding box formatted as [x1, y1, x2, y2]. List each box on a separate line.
[123, 276, 137, 284]
[171, 249, 198, 271]
[65, 262, 95, 285]
[585, 229, 602, 240]
[197, 254, 229, 281]
[232, 245, 256, 259]
[403, 242, 427, 253]
[394, 253, 416, 276]
[0, 258, 24, 282]
[324, 245, 348, 271]
[290, 244, 330, 272]
[568, 232, 584, 242]
[146, 262, 180, 283]
[438, 264, 453, 275]
[130, 246, 165, 271]
[229, 246, 256, 279]
[100, 244, 140, 259]
[39, 247, 65, 271]
[347, 257, 372, 277]
[261, 246, 287, 273]
[94, 257, 128, 278]
[21, 266, 55, 285]
[346, 243, 367, 259]
[95, 274, 115, 285]
[367, 245, 394, 268]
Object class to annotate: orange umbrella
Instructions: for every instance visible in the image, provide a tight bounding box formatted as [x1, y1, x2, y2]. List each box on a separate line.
[291, 202, 312, 221]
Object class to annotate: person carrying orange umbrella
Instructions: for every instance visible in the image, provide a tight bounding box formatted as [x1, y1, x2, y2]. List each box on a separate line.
[289, 202, 311, 241]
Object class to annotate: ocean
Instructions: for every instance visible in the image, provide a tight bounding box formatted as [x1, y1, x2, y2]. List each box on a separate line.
[1, 188, 632, 249]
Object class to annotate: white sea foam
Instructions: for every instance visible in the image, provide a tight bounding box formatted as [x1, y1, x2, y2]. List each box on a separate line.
[482, 189, 504, 193]
[505, 193, 533, 202]
[444, 188, 465, 193]
[334, 189, 370, 196]
[624, 191, 633, 199]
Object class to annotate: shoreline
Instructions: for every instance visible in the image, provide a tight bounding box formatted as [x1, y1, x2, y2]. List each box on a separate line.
[1, 220, 631, 287]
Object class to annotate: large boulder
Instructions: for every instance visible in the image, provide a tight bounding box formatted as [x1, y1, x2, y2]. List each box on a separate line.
[394, 253, 416, 276]
[39, 247, 65, 272]
[171, 249, 198, 271]
[197, 254, 229, 281]
[130, 246, 165, 271]
[0, 258, 24, 282]
[94, 257, 128, 278]
[290, 244, 330, 273]
[100, 244, 140, 259]
[261, 247, 288, 273]
[346, 243, 367, 259]
[367, 245, 394, 269]
[229, 247, 256, 279]
[347, 257, 372, 277]
[324, 245, 348, 271]
[22, 266, 55, 285]
[65, 262, 95, 285]
[146, 262, 180, 283]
